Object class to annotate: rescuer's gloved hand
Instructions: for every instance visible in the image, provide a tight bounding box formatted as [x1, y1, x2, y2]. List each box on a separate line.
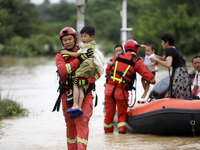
[78, 49, 94, 62]
[73, 77, 88, 86]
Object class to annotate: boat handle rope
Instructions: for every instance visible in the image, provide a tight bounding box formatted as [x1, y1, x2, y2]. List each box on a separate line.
[190, 120, 196, 136]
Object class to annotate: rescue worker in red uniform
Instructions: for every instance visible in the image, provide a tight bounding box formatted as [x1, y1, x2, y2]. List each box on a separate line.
[104, 40, 156, 134]
[54, 27, 101, 150]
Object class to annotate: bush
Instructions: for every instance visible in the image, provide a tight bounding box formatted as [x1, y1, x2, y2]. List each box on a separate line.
[0, 98, 29, 120]
[0, 34, 61, 57]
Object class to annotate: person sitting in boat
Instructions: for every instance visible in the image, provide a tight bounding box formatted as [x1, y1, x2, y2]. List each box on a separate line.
[189, 72, 196, 90]
[192, 56, 200, 97]
[104, 39, 156, 134]
[151, 33, 191, 99]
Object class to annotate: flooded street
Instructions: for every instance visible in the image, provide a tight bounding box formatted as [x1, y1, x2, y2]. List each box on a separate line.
[0, 56, 200, 150]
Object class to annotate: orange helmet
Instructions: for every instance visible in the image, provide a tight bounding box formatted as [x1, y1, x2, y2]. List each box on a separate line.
[124, 40, 140, 54]
[59, 27, 77, 44]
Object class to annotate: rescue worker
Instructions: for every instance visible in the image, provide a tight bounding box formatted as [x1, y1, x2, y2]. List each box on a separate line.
[54, 27, 101, 150]
[104, 39, 156, 134]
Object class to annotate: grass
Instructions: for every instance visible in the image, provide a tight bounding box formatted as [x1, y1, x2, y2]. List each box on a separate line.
[0, 95, 29, 120]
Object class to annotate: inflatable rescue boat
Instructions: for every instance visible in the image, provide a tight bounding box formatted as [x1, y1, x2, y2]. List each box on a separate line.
[127, 76, 200, 135]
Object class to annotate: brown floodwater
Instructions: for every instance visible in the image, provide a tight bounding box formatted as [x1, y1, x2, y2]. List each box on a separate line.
[0, 56, 199, 150]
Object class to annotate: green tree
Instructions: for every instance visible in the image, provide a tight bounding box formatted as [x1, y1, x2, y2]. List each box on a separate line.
[1, 0, 200, 56]
[0, 0, 43, 44]
[0, 8, 13, 43]
[131, 0, 200, 56]
[36, 0, 51, 21]
[85, 0, 122, 44]
[44, 2, 76, 22]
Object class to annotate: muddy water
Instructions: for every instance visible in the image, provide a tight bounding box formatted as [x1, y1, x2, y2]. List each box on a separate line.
[0, 56, 199, 150]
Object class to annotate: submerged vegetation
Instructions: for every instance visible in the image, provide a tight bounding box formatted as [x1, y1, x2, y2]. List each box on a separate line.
[0, 94, 29, 120]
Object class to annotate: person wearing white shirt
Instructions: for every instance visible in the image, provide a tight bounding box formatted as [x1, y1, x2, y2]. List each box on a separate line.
[140, 43, 157, 98]
[192, 56, 200, 96]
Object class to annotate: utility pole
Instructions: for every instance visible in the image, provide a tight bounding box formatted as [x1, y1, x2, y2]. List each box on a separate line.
[120, 0, 133, 47]
[76, 0, 86, 46]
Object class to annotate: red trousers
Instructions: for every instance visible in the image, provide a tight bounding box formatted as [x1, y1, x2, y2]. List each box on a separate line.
[104, 84, 128, 133]
[61, 92, 93, 150]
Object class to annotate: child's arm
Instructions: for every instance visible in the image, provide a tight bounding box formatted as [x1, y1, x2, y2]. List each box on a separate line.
[131, 51, 137, 56]
[106, 56, 118, 74]
[147, 57, 158, 67]
[107, 60, 114, 65]
[146, 62, 156, 67]
[60, 50, 82, 57]
[140, 44, 146, 48]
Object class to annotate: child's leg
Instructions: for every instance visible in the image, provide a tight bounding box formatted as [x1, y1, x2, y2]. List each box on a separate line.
[145, 82, 150, 95]
[141, 78, 146, 98]
[141, 82, 150, 98]
[72, 84, 79, 109]
[141, 78, 146, 90]
[78, 88, 84, 111]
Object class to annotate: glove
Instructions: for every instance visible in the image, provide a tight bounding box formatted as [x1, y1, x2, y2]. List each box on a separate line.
[73, 77, 88, 86]
[78, 49, 94, 62]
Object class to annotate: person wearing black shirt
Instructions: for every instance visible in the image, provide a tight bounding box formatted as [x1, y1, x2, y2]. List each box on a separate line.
[151, 33, 191, 99]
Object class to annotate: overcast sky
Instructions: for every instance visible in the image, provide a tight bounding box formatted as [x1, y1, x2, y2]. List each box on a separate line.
[30, 0, 75, 5]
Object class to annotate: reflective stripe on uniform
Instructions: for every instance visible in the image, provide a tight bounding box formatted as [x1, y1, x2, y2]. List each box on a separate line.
[94, 74, 98, 80]
[149, 78, 155, 83]
[67, 136, 77, 144]
[104, 122, 114, 128]
[111, 61, 131, 83]
[117, 122, 126, 128]
[65, 63, 72, 74]
[77, 137, 88, 146]
[67, 136, 88, 146]
[112, 61, 118, 82]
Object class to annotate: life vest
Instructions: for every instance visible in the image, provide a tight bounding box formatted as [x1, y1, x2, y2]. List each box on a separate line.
[56, 51, 74, 95]
[57, 69, 73, 92]
[106, 53, 139, 91]
[52, 51, 74, 112]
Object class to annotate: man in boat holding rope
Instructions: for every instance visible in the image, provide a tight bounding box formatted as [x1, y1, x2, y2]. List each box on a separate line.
[104, 39, 156, 134]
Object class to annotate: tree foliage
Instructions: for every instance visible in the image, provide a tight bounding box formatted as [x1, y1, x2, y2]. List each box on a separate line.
[84, 0, 200, 56]
[0, 0, 42, 43]
[44, 2, 76, 22]
[85, 0, 122, 44]
[131, 0, 200, 56]
[1, 0, 200, 56]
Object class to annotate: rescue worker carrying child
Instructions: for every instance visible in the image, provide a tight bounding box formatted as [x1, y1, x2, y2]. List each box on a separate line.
[104, 39, 156, 134]
[54, 27, 101, 150]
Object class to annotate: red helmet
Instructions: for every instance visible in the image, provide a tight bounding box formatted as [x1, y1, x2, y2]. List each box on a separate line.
[124, 40, 139, 54]
[59, 27, 78, 44]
